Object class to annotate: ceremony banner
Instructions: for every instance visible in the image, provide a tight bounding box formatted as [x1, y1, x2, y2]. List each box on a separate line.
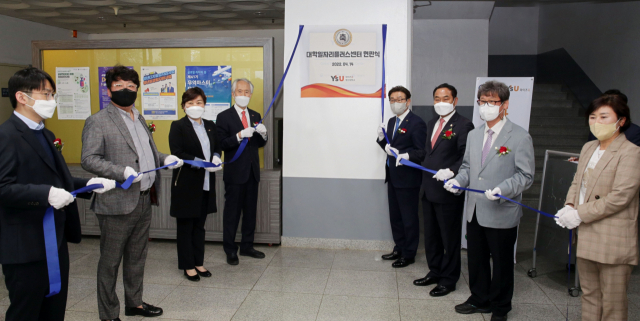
[141, 66, 178, 120]
[300, 25, 384, 98]
[463, 77, 535, 261]
[99, 66, 134, 110]
[55, 67, 91, 120]
[185, 66, 232, 122]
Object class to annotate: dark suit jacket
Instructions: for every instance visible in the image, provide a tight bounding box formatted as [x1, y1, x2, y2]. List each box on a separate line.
[0, 114, 90, 264]
[589, 122, 640, 147]
[169, 116, 221, 218]
[216, 106, 267, 185]
[377, 110, 427, 188]
[415, 112, 474, 203]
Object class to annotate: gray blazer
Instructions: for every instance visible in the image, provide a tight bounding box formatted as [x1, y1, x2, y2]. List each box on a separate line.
[81, 103, 168, 215]
[454, 118, 535, 229]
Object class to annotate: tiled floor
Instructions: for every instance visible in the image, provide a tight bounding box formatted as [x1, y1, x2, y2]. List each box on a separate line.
[0, 215, 638, 320]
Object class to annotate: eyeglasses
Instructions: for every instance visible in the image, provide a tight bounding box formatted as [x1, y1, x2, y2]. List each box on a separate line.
[112, 83, 138, 91]
[23, 91, 57, 101]
[389, 98, 406, 103]
[477, 100, 503, 107]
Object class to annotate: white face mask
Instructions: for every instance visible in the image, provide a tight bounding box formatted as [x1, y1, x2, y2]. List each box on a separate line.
[479, 104, 502, 122]
[185, 106, 205, 119]
[390, 102, 408, 115]
[434, 102, 455, 116]
[234, 95, 250, 107]
[24, 93, 57, 119]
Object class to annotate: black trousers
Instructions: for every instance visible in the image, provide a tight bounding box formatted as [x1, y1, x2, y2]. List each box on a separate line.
[176, 191, 209, 270]
[387, 182, 420, 259]
[423, 198, 463, 288]
[223, 177, 259, 255]
[2, 241, 69, 321]
[466, 212, 518, 317]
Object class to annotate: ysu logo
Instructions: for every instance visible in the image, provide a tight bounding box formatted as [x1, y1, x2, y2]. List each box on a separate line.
[330, 75, 345, 82]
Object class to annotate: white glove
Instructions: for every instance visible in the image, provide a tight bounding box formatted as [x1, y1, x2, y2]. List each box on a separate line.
[443, 179, 460, 194]
[239, 127, 256, 139]
[86, 177, 116, 194]
[255, 124, 267, 136]
[556, 207, 582, 229]
[433, 168, 455, 181]
[485, 187, 501, 201]
[206, 155, 223, 173]
[377, 123, 386, 141]
[165, 155, 184, 169]
[395, 153, 409, 167]
[554, 205, 574, 220]
[384, 144, 393, 156]
[124, 166, 143, 183]
[48, 186, 75, 209]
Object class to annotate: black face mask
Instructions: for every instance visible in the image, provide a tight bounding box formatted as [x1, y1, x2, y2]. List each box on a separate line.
[110, 89, 137, 107]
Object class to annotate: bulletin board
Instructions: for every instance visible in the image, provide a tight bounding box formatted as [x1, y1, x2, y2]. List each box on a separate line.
[33, 38, 274, 169]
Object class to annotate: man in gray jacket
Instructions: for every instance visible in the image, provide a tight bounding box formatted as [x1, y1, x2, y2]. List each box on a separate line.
[441, 80, 534, 321]
[81, 66, 183, 321]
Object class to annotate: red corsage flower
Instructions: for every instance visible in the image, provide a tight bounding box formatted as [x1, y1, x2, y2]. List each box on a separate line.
[496, 146, 511, 156]
[397, 128, 407, 134]
[441, 125, 455, 140]
[53, 138, 64, 152]
[148, 122, 156, 134]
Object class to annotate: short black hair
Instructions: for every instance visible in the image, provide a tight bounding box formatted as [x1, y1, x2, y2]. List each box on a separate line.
[105, 65, 140, 90]
[181, 87, 207, 108]
[433, 83, 457, 98]
[388, 85, 411, 100]
[8, 67, 56, 109]
[603, 89, 628, 104]
[586, 95, 631, 133]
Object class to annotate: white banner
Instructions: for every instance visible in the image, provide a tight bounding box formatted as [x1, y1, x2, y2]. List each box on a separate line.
[299, 25, 384, 98]
[55, 67, 91, 120]
[462, 77, 535, 262]
[141, 66, 178, 120]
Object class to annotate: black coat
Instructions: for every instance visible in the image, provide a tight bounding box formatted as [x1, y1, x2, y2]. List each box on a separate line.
[416, 112, 474, 203]
[377, 111, 427, 188]
[216, 106, 267, 185]
[0, 114, 90, 264]
[168, 116, 222, 218]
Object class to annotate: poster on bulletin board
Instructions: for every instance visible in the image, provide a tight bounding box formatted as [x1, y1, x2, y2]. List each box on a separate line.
[99, 66, 134, 110]
[141, 66, 178, 120]
[55, 67, 91, 119]
[185, 65, 232, 122]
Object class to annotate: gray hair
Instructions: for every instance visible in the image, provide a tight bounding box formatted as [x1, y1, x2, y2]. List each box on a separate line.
[477, 80, 510, 102]
[232, 78, 254, 94]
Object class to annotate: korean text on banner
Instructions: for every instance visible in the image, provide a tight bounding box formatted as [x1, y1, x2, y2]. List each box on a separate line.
[185, 66, 232, 122]
[141, 66, 178, 120]
[55, 67, 91, 120]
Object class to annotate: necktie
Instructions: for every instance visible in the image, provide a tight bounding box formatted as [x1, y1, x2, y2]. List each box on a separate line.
[392, 117, 400, 139]
[431, 118, 445, 149]
[241, 110, 249, 129]
[481, 129, 494, 166]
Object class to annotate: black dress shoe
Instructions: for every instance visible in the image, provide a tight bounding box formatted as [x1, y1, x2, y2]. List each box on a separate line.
[227, 252, 239, 265]
[491, 314, 507, 321]
[124, 302, 163, 317]
[429, 284, 455, 297]
[391, 257, 415, 268]
[454, 302, 491, 314]
[239, 248, 266, 259]
[381, 251, 401, 260]
[413, 275, 439, 286]
[196, 268, 212, 277]
[184, 270, 200, 282]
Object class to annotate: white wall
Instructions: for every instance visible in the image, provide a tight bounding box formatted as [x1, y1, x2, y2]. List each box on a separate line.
[88, 29, 285, 118]
[489, 7, 539, 55]
[283, 0, 412, 180]
[538, 2, 640, 119]
[412, 19, 489, 106]
[0, 14, 86, 66]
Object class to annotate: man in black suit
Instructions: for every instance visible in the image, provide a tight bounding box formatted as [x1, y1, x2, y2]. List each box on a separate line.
[216, 78, 268, 265]
[0, 68, 116, 321]
[377, 86, 427, 268]
[412, 83, 474, 297]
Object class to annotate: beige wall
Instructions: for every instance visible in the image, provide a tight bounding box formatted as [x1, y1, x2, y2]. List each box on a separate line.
[0, 64, 28, 124]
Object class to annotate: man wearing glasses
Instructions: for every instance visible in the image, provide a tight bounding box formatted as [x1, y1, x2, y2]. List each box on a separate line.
[81, 65, 184, 321]
[376, 86, 427, 268]
[0, 68, 116, 321]
[441, 80, 534, 321]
